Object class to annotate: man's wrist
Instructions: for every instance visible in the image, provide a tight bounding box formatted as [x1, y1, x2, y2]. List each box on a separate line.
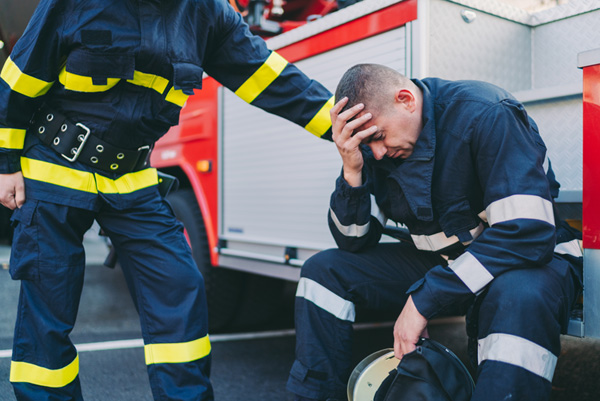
[343, 168, 362, 187]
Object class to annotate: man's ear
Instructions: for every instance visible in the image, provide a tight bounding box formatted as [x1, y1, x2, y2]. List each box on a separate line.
[395, 89, 416, 112]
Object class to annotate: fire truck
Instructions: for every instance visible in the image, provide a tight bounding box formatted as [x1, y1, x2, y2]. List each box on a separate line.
[2, 0, 600, 333]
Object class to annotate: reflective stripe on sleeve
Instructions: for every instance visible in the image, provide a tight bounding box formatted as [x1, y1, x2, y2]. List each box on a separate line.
[1, 57, 54, 98]
[412, 223, 484, 252]
[234, 51, 288, 104]
[370, 194, 387, 227]
[304, 96, 334, 137]
[95, 168, 158, 194]
[10, 355, 79, 388]
[486, 194, 554, 227]
[296, 277, 356, 322]
[555, 239, 583, 258]
[144, 335, 211, 365]
[329, 207, 370, 238]
[0, 128, 27, 149]
[448, 251, 494, 294]
[478, 333, 557, 381]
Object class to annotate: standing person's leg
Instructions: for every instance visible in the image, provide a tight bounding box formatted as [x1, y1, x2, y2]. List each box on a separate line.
[9, 200, 94, 401]
[471, 256, 579, 401]
[287, 242, 446, 401]
[97, 194, 212, 401]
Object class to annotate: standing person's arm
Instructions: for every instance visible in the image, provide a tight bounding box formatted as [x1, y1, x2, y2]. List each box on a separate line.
[200, 0, 334, 140]
[0, 0, 66, 208]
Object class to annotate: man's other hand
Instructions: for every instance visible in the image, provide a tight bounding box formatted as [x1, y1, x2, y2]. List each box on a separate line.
[0, 172, 25, 210]
[393, 295, 428, 360]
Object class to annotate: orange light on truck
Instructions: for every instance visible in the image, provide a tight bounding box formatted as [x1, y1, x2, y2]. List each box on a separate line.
[196, 160, 212, 173]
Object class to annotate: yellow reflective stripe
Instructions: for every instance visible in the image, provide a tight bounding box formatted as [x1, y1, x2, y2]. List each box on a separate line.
[95, 168, 158, 194]
[127, 71, 169, 94]
[304, 95, 334, 137]
[22, 158, 158, 194]
[235, 51, 288, 104]
[165, 87, 189, 107]
[57, 64, 184, 106]
[21, 157, 98, 193]
[1, 57, 54, 98]
[58, 66, 120, 92]
[0, 128, 27, 149]
[144, 335, 211, 365]
[10, 355, 79, 388]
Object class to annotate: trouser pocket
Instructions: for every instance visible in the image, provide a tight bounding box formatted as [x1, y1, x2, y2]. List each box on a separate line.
[9, 200, 40, 281]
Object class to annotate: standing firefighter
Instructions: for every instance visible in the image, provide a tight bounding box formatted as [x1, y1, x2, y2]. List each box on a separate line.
[0, 0, 333, 400]
[287, 64, 583, 401]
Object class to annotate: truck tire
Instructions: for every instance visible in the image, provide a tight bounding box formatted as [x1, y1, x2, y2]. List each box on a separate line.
[166, 189, 243, 332]
[229, 274, 287, 330]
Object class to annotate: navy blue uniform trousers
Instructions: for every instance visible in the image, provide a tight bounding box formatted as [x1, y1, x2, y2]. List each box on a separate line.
[9, 194, 212, 401]
[287, 242, 579, 401]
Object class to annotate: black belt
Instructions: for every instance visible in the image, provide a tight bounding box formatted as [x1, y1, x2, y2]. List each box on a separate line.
[29, 106, 152, 175]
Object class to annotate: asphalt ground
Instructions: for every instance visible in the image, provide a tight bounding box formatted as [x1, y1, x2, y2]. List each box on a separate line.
[0, 234, 599, 401]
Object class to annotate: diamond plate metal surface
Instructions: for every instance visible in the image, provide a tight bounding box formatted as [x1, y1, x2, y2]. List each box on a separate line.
[533, 10, 600, 89]
[447, 0, 531, 23]
[529, 0, 600, 25]
[525, 97, 583, 192]
[450, 0, 600, 25]
[428, 0, 532, 92]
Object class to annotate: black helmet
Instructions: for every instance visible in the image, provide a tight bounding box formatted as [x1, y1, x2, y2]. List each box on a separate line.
[348, 338, 474, 401]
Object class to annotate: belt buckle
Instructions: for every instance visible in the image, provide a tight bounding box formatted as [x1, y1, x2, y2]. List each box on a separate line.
[136, 145, 152, 169]
[62, 123, 91, 162]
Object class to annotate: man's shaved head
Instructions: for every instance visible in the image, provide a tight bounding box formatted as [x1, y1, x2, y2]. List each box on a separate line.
[335, 64, 412, 114]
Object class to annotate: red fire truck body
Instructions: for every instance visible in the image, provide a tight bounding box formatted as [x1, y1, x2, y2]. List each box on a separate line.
[580, 49, 600, 337]
[149, 0, 600, 333]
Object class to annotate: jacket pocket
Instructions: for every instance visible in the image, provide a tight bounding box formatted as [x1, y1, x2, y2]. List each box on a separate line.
[9, 200, 40, 281]
[437, 197, 481, 242]
[65, 49, 135, 86]
[172, 62, 204, 95]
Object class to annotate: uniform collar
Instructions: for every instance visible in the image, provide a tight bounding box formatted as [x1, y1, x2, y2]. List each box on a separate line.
[386, 78, 436, 221]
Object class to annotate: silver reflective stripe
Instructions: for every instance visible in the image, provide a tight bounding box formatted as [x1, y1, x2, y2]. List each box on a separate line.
[370, 194, 387, 227]
[486, 195, 554, 227]
[449, 252, 493, 294]
[555, 239, 583, 258]
[411, 223, 484, 252]
[329, 208, 370, 237]
[478, 333, 557, 382]
[296, 277, 356, 322]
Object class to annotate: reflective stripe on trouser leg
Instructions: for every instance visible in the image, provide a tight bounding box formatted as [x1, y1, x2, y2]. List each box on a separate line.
[97, 194, 213, 401]
[9, 201, 94, 400]
[471, 256, 579, 401]
[287, 243, 443, 400]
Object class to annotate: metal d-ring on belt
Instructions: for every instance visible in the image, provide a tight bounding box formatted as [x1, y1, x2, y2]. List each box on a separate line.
[29, 105, 152, 174]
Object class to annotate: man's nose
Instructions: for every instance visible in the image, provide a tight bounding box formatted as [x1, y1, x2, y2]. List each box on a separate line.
[370, 143, 387, 160]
